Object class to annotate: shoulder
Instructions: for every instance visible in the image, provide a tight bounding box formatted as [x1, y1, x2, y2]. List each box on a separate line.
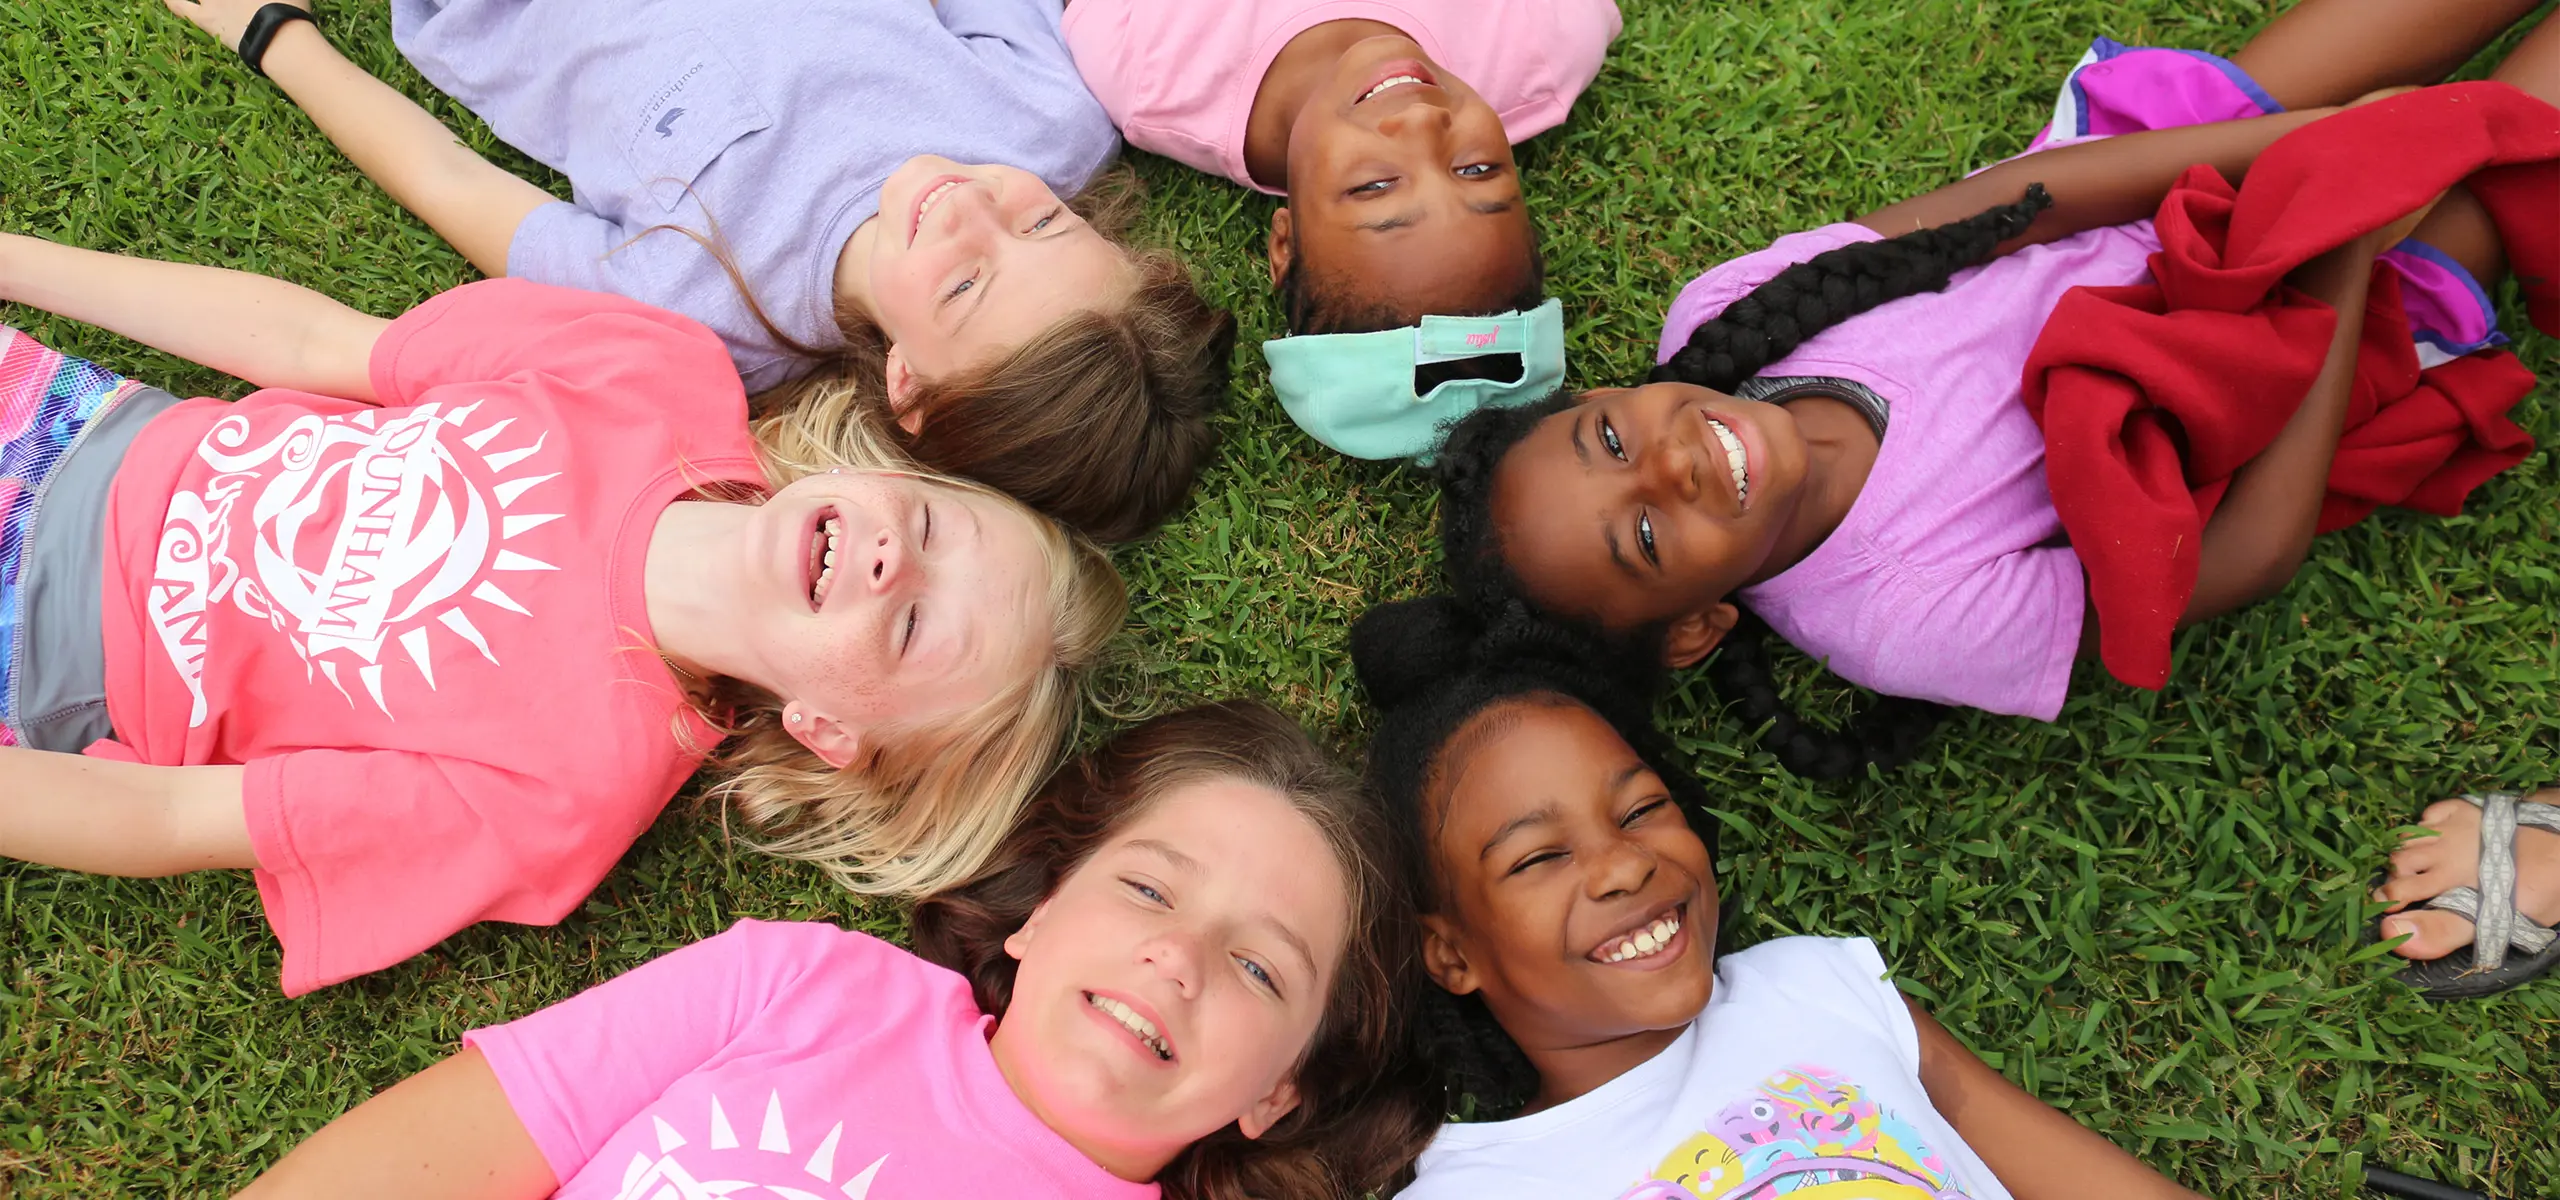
[1656, 224, 1883, 362]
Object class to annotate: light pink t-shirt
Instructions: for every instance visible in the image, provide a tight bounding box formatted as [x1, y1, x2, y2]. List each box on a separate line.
[1655, 223, 2169, 720]
[467, 920, 1162, 1200]
[1061, 0, 1622, 194]
[93, 280, 764, 995]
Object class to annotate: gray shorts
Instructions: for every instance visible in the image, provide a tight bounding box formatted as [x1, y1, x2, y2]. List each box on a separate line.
[4, 384, 184, 751]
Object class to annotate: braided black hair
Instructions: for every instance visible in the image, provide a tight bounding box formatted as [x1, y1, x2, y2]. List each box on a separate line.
[1351, 593, 1715, 1118]
[1432, 187, 2053, 779]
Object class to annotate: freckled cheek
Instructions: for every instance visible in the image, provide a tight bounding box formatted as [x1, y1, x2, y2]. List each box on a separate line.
[792, 623, 901, 718]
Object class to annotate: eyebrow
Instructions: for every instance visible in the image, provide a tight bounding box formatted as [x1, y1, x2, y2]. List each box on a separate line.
[1477, 804, 1557, 862]
[1128, 838, 1199, 873]
[1356, 211, 1422, 233]
[1258, 913, 1320, 980]
[1469, 200, 1515, 216]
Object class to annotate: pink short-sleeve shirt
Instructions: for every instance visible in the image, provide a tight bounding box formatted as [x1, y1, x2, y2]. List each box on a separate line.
[1061, 0, 1621, 193]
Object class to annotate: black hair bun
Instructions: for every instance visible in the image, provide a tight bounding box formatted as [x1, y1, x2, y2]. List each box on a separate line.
[1351, 596, 1485, 711]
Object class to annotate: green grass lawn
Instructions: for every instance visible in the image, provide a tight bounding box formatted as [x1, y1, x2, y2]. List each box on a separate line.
[5, 0, 2557, 1194]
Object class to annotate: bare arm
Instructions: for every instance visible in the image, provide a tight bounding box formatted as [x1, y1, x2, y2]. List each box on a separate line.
[1859, 107, 2336, 251]
[237, 1048, 558, 1200]
[0, 748, 252, 875]
[1910, 999, 2205, 1199]
[161, 0, 554, 276]
[0, 232, 387, 400]
[2177, 232, 2383, 624]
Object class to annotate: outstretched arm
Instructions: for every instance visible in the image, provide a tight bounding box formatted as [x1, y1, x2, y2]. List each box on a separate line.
[1858, 106, 2336, 252]
[0, 748, 252, 875]
[236, 1048, 557, 1200]
[161, 0, 554, 276]
[0, 233, 388, 399]
[1910, 999, 2205, 1199]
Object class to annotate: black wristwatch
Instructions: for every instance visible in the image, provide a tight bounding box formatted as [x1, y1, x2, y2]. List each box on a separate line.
[237, 3, 318, 78]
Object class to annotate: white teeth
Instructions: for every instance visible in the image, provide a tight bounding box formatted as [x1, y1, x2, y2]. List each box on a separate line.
[1087, 993, 1171, 1060]
[917, 179, 961, 224]
[1707, 419, 1748, 503]
[1360, 74, 1428, 102]
[1597, 911, 1684, 963]
[810, 515, 842, 606]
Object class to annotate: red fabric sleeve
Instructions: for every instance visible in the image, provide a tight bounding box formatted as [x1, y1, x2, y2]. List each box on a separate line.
[244, 748, 669, 997]
[368, 278, 748, 431]
[462, 921, 863, 1180]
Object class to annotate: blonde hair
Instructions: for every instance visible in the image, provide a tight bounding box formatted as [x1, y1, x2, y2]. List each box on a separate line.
[701, 412, 1127, 896]
[750, 168, 1235, 544]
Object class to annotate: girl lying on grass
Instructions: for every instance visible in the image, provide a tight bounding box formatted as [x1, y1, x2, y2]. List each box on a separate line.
[1059, 0, 1620, 460]
[1427, 0, 2560, 773]
[233, 701, 1437, 1200]
[1349, 598, 2205, 1198]
[159, 0, 1232, 542]
[0, 234, 1120, 995]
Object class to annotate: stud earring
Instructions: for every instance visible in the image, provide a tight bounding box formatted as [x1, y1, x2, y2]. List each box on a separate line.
[787, 712, 804, 724]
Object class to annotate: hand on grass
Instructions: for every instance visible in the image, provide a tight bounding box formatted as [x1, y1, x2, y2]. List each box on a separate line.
[161, 0, 310, 53]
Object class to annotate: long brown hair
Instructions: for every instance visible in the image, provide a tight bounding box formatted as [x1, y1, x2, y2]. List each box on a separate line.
[752, 169, 1235, 544]
[910, 700, 1441, 1199]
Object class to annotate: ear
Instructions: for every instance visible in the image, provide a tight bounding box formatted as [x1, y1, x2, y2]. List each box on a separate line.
[1235, 1074, 1303, 1140]
[782, 702, 866, 770]
[1265, 206, 1294, 287]
[881, 345, 925, 434]
[1418, 912, 1481, 997]
[1662, 602, 1741, 670]
[1001, 896, 1056, 963]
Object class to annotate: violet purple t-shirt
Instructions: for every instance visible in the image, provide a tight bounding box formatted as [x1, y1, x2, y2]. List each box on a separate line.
[391, 0, 1119, 393]
[1654, 223, 2174, 720]
[465, 920, 1159, 1200]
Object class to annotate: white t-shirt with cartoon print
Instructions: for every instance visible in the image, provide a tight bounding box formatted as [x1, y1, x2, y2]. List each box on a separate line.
[1399, 936, 2013, 1200]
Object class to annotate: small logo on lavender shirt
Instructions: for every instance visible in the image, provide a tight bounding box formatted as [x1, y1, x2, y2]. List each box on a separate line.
[1466, 330, 1499, 349]
[655, 107, 688, 137]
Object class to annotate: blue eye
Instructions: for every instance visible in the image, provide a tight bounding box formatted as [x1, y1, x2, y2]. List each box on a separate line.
[943, 273, 977, 303]
[1030, 208, 1060, 233]
[1240, 957, 1276, 992]
[1126, 879, 1166, 905]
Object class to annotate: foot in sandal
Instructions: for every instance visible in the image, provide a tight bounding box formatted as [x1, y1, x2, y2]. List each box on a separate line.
[2374, 790, 2560, 999]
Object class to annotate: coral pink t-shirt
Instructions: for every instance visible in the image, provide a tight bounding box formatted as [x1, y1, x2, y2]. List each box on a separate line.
[91, 279, 767, 996]
[466, 920, 1161, 1200]
[1061, 0, 1622, 193]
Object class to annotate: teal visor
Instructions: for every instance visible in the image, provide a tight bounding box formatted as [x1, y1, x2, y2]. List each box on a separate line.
[1261, 299, 1566, 461]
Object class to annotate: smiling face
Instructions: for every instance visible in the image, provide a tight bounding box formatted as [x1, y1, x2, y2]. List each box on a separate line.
[1271, 36, 1537, 325]
[1492, 383, 1817, 634]
[992, 776, 1350, 1179]
[736, 469, 1051, 763]
[846, 156, 1138, 397]
[1418, 698, 1718, 1068]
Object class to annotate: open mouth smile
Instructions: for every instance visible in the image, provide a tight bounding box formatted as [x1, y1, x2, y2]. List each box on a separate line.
[1085, 991, 1175, 1062]
[805, 508, 843, 611]
[1705, 417, 1749, 508]
[909, 175, 968, 245]
[1589, 903, 1688, 965]
[1357, 60, 1439, 104]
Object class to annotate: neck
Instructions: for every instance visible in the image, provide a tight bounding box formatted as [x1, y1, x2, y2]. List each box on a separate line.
[642, 499, 759, 686]
[1746, 396, 1882, 587]
[1518, 1024, 1687, 1115]
[830, 217, 884, 320]
[1241, 18, 1410, 190]
[988, 1019, 1178, 1183]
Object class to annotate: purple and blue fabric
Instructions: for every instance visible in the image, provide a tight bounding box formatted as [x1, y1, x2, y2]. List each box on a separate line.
[0, 328, 141, 746]
[2024, 37, 2508, 365]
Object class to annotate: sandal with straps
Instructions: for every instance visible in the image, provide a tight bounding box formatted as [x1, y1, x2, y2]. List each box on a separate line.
[2386, 791, 2560, 1001]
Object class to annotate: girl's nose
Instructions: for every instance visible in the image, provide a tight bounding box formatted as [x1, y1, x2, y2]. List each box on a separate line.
[1641, 434, 1701, 504]
[864, 526, 908, 592]
[1138, 930, 1204, 998]
[1584, 836, 1658, 901]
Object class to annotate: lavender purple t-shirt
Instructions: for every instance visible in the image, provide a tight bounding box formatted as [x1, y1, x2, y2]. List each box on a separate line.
[1654, 224, 2183, 720]
[391, 0, 1120, 393]
[465, 919, 1159, 1200]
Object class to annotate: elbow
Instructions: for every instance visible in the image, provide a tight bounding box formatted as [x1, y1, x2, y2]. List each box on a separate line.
[2237, 543, 2311, 609]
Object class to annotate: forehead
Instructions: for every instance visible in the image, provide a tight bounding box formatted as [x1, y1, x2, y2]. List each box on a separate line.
[1299, 206, 1536, 324]
[952, 230, 1134, 357]
[1435, 700, 1637, 836]
[1489, 408, 1618, 607]
[943, 487, 1052, 666]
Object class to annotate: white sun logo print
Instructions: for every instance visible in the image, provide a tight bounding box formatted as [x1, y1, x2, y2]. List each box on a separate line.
[146, 399, 567, 724]
[613, 1090, 888, 1200]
